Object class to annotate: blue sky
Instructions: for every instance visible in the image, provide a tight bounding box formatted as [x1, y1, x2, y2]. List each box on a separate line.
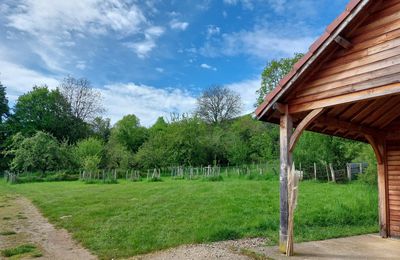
[0, 0, 349, 126]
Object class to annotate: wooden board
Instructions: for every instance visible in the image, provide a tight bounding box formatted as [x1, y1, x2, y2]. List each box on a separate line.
[286, 0, 400, 123]
[386, 142, 400, 238]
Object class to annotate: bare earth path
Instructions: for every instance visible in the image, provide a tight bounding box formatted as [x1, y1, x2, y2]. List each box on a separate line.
[0, 194, 96, 260]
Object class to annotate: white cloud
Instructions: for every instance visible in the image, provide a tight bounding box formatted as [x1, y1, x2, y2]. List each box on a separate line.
[0, 60, 59, 102]
[169, 19, 189, 31]
[100, 83, 197, 126]
[206, 25, 220, 38]
[200, 63, 217, 71]
[201, 27, 314, 59]
[3, 0, 160, 70]
[76, 61, 87, 70]
[124, 26, 165, 58]
[223, 0, 254, 9]
[7, 0, 146, 37]
[156, 67, 164, 73]
[224, 78, 260, 114]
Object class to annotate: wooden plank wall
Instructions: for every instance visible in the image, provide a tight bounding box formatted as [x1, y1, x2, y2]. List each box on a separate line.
[287, 0, 400, 113]
[387, 141, 400, 237]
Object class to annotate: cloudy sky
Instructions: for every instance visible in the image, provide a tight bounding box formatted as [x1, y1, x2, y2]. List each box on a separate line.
[0, 0, 348, 126]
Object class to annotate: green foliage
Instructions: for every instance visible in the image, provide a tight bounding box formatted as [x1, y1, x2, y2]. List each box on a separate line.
[136, 117, 209, 168]
[111, 114, 147, 153]
[225, 115, 278, 165]
[257, 53, 303, 105]
[9, 86, 88, 142]
[90, 117, 111, 142]
[7, 131, 64, 174]
[75, 137, 104, 160]
[149, 117, 168, 137]
[294, 131, 357, 170]
[83, 155, 101, 173]
[1, 180, 378, 259]
[0, 81, 9, 123]
[356, 145, 377, 185]
[105, 140, 132, 170]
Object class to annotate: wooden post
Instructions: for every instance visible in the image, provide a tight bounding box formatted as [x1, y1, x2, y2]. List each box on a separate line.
[279, 104, 293, 254]
[329, 163, 336, 183]
[346, 163, 352, 181]
[313, 163, 317, 180]
[325, 164, 330, 181]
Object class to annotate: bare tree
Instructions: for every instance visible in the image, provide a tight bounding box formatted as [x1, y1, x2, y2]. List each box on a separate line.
[196, 85, 241, 124]
[59, 76, 105, 122]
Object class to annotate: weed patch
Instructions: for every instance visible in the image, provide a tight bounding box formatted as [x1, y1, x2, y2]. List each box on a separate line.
[1, 244, 37, 257]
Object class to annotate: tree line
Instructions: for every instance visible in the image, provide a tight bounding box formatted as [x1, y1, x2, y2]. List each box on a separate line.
[0, 55, 373, 179]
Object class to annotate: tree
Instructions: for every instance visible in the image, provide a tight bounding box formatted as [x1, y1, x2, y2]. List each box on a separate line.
[0, 81, 10, 171]
[7, 131, 62, 174]
[59, 76, 104, 122]
[9, 86, 88, 142]
[75, 137, 104, 161]
[256, 53, 303, 105]
[105, 139, 133, 170]
[0, 81, 9, 123]
[196, 85, 241, 124]
[135, 117, 208, 168]
[90, 117, 111, 142]
[110, 115, 147, 153]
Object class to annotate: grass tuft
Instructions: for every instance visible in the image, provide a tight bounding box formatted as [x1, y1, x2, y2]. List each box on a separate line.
[1, 244, 37, 257]
[0, 231, 16, 235]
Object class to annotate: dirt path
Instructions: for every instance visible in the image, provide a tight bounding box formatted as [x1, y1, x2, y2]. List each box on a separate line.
[0, 194, 96, 260]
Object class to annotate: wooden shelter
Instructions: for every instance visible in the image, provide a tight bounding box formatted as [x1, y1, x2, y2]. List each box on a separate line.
[255, 0, 400, 254]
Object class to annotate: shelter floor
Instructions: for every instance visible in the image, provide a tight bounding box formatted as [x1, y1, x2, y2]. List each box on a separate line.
[258, 234, 400, 260]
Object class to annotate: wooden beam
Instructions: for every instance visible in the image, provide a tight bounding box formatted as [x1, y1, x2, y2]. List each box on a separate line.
[334, 35, 352, 49]
[363, 135, 387, 237]
[273, 102, 286, 114]
[279, 104, 293, 253]
[315, 116, 385, 137]
[289, 108, 324, 152]
[289, 83, 400, 114]
[365, 135, 383, 164]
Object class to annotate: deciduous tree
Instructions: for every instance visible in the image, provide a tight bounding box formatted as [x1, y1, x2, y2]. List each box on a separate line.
[9, 86, 88, 142]
[59, 76, 104, 121]
[110, 115, 147, 153]
[256, 53, 303, 105]
[196, 85, 241, 124]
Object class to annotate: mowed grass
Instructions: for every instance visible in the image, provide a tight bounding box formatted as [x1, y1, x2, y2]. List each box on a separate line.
[0, 178, 378, 259]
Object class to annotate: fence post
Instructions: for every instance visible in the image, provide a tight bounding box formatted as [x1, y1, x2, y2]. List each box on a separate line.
[347, 163, 352, 181]
[329, 163, 336, 183]
[359, 163, 363, 174]
[313, 163, 317, 180]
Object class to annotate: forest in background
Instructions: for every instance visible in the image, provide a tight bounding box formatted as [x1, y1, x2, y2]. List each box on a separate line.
[0, 54, 376, 183]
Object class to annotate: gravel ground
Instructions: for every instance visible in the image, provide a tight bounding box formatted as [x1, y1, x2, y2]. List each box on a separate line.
[131, 238, 269, 260]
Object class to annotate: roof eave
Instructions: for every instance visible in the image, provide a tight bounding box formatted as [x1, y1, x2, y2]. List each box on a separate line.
[255, 0, 371, 121]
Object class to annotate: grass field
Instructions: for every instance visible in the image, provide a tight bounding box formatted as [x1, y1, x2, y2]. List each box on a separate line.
[0, 178, 378, 259]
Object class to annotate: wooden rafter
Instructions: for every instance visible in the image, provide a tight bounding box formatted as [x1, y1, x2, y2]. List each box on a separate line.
[289, 108, 324, 152]
[314, 116, 386, 137]
[335, 35, 352, 49]
[288, 83, 400, 114]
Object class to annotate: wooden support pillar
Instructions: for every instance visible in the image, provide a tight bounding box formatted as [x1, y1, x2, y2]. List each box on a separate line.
[279, 104, 293, 253]
[365, 135, 388, 237]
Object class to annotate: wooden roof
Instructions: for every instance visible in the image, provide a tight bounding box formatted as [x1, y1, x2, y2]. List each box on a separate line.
[256, 0, 400, 142]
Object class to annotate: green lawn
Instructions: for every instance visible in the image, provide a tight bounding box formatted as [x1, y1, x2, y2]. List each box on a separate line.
[0, 178, 378, 259]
